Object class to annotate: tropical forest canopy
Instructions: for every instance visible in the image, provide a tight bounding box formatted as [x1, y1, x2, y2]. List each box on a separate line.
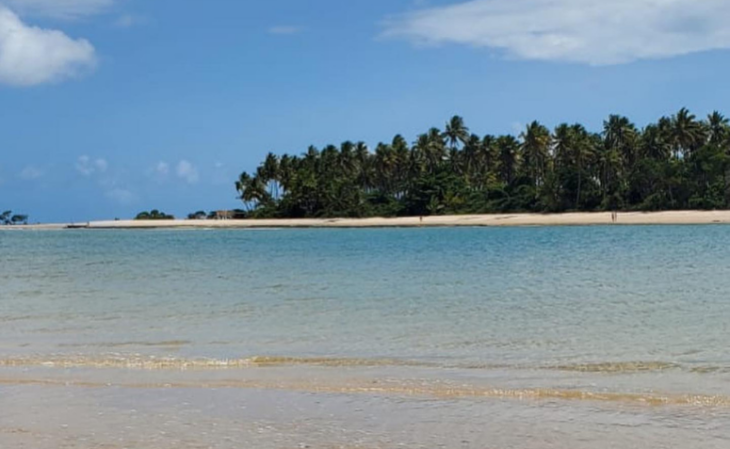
[236, 109, 730, 218]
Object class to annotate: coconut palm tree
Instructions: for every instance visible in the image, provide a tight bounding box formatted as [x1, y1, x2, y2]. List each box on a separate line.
[278, 155, 295, 194]
[706, 111, 729, 146]
[639, 124, 671, 161]
[604, 115, 638, 169]
[496, 135, 520, 186]
[443, 115, 470, 150]
[520, 121, 551, 192]
[261, 152, 280, 198]
[670, 108, 706, 158]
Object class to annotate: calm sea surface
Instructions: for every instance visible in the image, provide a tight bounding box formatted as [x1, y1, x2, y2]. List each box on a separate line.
[2, 227, 730, 448]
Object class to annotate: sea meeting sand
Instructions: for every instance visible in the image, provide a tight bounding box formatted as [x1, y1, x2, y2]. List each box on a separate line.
[5, 210, 730, 230]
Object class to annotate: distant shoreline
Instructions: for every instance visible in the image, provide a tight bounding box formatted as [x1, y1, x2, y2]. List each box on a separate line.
[5, 211, 730, 230]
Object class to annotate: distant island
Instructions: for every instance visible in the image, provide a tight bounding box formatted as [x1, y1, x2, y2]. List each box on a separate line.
[235, 110, 730, 218]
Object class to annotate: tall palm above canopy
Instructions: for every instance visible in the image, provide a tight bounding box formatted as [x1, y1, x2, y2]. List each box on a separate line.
[520, 121, 551, 191]
[443, 115, 470, 150]
[706, 111, 729, 146]
[260, 152, 281, 198]
[278, 155, 295, 193]
[670, 108, 706, 158]
[603, 115, 638, 169]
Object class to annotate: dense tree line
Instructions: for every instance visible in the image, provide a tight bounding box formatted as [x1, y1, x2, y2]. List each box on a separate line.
[135, 210, 175, 220]
[235, 109, 730, 218]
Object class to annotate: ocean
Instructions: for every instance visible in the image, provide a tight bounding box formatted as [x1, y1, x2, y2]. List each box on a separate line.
[2, 226, 730, 448]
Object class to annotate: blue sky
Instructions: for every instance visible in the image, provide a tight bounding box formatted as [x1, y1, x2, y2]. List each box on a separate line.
[3, 0, 730, 222]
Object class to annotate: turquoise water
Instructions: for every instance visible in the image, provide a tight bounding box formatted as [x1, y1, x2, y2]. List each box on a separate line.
[2, 227, 730, 448]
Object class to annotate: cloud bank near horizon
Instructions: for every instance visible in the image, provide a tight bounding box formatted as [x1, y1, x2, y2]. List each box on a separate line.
[383, 0, 730, 65]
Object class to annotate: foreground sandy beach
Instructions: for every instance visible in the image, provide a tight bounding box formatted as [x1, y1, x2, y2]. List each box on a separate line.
[6, 210, 730, 230]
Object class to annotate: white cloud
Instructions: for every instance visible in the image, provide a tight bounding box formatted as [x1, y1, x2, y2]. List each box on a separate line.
[75, 155, 108, 176]
[114, 13, 145, 28]
[5, 0, 114, 19]
[155, 161, 169, 176]
[19, 165, 44, 180]
[0, 6, 96, 86]
[382, 0, 730, 65]
[268, 25, 301, 35]
[147, 161, 170, 183]
[105, 188, 135, 205]
[176, 160, 199, 184]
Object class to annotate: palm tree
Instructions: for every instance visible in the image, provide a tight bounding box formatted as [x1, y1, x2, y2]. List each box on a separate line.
[392, 135, 411, 196]
[639, 124, 671, 161]
[570, 125, 596, 209]
[496, 135, 520, 186]
[443, 115, 470, 150]
[426, 127, 447, 168]
[416, 132, 445, 174]
[706, 111, 729, 146]
[338, 141, 357, 177]
[261, 152, 280, 198]
[354, 142, 372, 190]
[520, 121, 551, 192]
[478, 135, 497, 189]
[670, 108, 705, 158]
[235, 172, 255, 211]
[603, 115, 638, 169]
[278, 155, 295, 193]
[554, 124, 595, 209]
[375, 143, 397, 194]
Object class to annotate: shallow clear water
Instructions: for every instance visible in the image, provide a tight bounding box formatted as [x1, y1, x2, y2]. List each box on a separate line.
[2, 227, 730, 448]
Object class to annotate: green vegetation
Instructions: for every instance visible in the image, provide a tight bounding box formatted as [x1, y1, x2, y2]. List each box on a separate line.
[187, 210, 208, 220]
[1, 210, 28, 225]
[135, 210, 175, 220]
[235, 110, 730, 217]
